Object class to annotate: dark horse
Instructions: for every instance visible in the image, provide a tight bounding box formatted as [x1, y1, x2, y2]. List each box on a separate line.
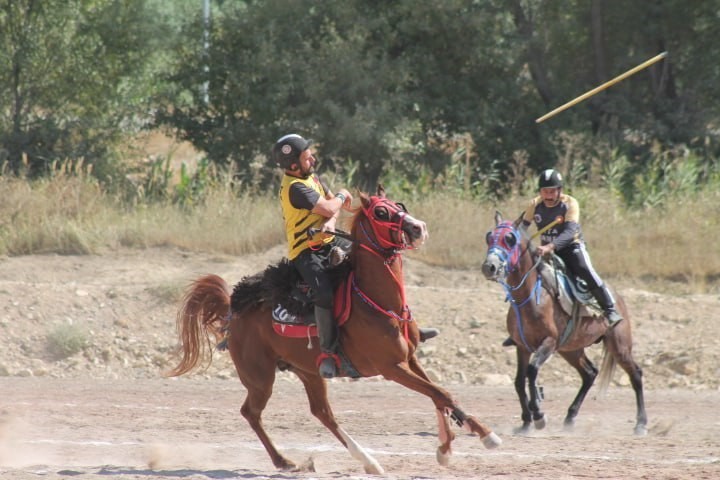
[481, 212, 647, 436]
[169, 186, 501, 474]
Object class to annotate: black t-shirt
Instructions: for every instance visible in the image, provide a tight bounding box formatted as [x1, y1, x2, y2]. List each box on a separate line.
[288, 174, 330, 210]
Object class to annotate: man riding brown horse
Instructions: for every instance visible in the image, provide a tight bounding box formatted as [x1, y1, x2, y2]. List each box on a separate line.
[272, 133, 438, 378]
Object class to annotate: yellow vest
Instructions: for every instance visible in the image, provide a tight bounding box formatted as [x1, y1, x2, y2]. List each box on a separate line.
[279, 174, 335, 260]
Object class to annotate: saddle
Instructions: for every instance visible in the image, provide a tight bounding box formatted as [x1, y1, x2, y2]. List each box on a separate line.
[538, 254, 604, 345]
[266, 259, 354, 338]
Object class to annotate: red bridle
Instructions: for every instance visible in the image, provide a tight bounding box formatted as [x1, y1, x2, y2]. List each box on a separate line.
[360, 196, 410, 252]
[353, 195, 416, 341]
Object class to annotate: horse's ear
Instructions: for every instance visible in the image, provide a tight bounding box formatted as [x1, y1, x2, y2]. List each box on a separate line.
[494, 211, 503, 226]
[376, 184, 386, 198]
[513, 211, 525, 229]
[359, 191, 371, 208]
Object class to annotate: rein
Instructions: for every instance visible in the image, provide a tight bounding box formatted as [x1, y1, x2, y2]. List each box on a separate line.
[488, 223, 545, 352]
[350, 199, 415, 341]
[307, 227, 355, 243]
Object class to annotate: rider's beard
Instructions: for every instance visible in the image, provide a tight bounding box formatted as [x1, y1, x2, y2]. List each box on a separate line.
[300, 162, 315, 178]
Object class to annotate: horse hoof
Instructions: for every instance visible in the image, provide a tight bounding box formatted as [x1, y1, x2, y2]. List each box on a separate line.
[436, 446, 451, 466]
[534, 415, 546, 430]
[563, 417, 575, 431]
[363, 461, 384, 475]
[278, 459, 299, 471]
[481, 432, 502, 449]
[513, 424, 532, 435]
[634, 425, 648, 436]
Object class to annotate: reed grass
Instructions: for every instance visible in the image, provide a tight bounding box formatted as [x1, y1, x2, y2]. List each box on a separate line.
[1, 170, 718, 293]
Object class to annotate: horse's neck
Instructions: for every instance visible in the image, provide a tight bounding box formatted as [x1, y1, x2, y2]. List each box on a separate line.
[354, 248, 405, 308]
[507, 250, 540, 300]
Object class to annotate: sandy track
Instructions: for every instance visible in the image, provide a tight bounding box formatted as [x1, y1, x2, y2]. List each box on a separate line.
[1, 247, 719, 478]
[1, 377, 719, 479]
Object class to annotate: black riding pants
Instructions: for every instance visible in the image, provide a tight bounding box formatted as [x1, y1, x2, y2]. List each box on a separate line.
[555, 242, 605, 291]
[291, 237, 352, 308]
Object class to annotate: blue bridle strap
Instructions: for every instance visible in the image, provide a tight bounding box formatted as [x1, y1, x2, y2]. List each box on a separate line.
[489, 224, 544, 353]
[504, 275, 542, 353]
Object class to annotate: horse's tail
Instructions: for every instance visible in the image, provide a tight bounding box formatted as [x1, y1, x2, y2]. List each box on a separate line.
[167, 274, 231, 377]
[596, 343, 617, 396]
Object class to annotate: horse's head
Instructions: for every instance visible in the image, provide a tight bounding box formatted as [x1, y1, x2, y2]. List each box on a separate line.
[355, 185, 428, 252]
[481, 211, 526, 282]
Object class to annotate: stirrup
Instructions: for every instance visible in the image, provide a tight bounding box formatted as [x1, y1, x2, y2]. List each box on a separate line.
[502, 337, 517, 347]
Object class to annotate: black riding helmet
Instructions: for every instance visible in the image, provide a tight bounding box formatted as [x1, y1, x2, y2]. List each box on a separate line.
[538, 169, 563, 189]
[272, 134, 313, 170]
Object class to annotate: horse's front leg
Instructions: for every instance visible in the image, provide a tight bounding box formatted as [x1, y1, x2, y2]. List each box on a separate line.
[382, 360, 502, 467]
[409, 355, 454, 465]
[526, 337, 557, 430]
[513, 347, 533, 434]
[294, 370, 384, 475]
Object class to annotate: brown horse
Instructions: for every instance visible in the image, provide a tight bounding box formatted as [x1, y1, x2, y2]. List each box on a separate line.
[169, 186, 501, 474]
[481, 212, 647, 436]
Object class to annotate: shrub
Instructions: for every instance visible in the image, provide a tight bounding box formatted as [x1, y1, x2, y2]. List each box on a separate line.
[46, 324, 88, 360]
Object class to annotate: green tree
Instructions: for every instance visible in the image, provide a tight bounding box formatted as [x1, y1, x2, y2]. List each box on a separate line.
[513, 0, 720, 175]
[157, 0, 720, 193]
[0, 0, 170, 178]
[158, 1, 522, 189]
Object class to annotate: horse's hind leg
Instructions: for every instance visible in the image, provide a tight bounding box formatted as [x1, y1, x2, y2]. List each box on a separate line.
[605, 331, 648, 435]
[229, 343, 297, 471]
[558, 349, 598, 430]
[238, 376, 299, 470]
[294, 371, 384, 475]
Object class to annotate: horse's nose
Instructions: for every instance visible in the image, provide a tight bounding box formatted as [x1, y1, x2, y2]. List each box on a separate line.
[481, 261, 496, 279]
[411, 221, 428, 241]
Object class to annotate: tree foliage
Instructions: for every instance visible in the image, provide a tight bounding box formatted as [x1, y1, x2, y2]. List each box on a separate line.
[0, 0, 171, 178]
[1, 0, 718, 199]
[158, 0, 719, 192]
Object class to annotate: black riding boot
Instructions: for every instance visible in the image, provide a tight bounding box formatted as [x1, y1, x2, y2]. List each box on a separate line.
[315, 306, 339, 378]
[419, 327, 439, 342]
[591, 285, 623, 329]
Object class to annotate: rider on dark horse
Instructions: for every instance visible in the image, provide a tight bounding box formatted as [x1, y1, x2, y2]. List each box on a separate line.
[521, 169, 623, 329]
[272, 133, 438, 378]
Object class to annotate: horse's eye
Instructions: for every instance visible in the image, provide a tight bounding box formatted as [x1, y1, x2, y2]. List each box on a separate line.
[504, 232, 517, 247]
[375, 207, 390, 220]
[396, 202, 408, 213]
[485, 231, 493, 245]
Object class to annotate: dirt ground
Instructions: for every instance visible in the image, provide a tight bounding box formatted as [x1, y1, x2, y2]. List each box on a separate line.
[1, 246, 719, 479]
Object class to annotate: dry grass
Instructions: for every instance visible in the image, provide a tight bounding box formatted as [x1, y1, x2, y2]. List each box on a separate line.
[0, 175, 283, 256]
[1, 175, 718, 293]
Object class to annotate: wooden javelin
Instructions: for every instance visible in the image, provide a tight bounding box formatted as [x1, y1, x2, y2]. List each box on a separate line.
[535, 51, 668, 124]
